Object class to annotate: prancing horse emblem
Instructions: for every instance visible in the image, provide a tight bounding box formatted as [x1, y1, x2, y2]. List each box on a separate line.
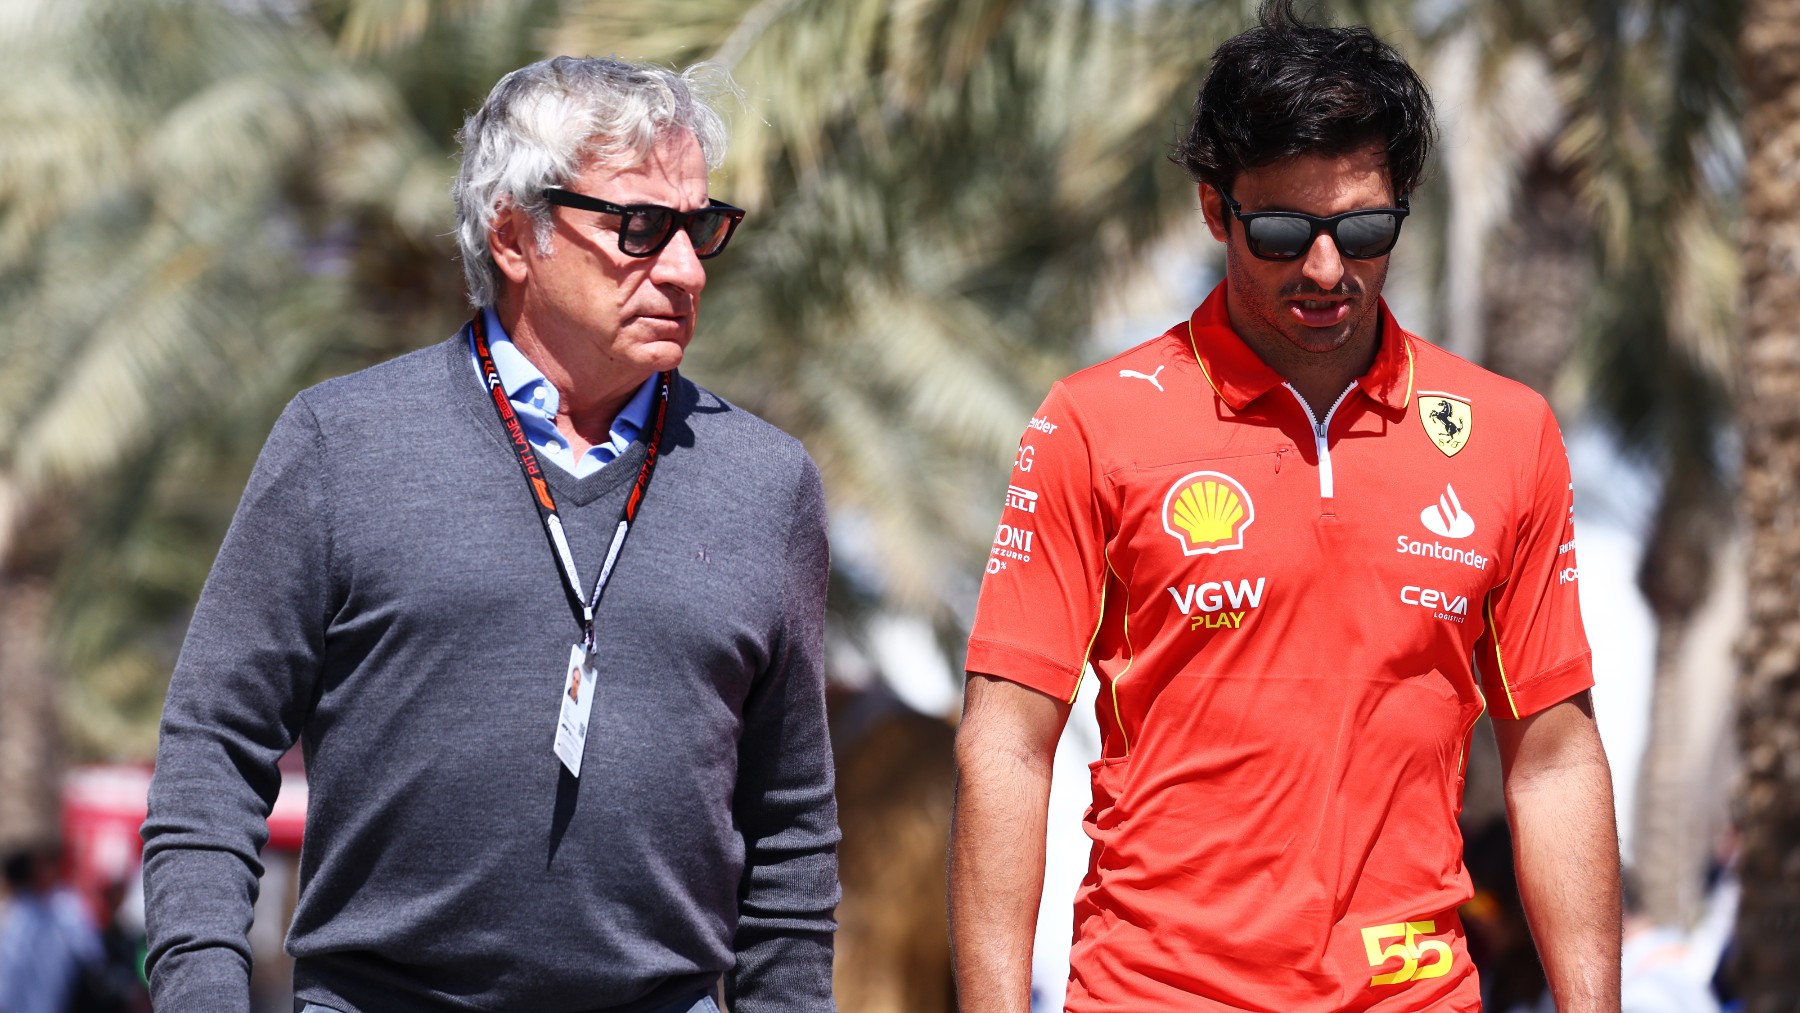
[1120, 365, 1166, 392]
[1417, 393, 1472, 457]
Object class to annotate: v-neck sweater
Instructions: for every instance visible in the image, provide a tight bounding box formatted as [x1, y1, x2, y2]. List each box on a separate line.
[143, 335, 839, 1013]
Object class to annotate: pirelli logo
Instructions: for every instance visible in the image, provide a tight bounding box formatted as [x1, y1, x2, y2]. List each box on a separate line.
[1005, 485, 1038, 514]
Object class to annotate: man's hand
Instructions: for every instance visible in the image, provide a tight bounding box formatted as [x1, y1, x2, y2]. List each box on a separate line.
[1494, 691, 1622, 1013]
[949, 673, 1072, 1013]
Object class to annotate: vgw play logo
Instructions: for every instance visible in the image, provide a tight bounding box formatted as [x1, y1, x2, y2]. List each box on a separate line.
[1166, 578, 1267, 631]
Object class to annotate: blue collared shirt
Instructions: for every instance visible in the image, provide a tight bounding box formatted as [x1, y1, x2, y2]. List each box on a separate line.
[471, 308, 657, 478]
[0, 889, 102, 1013]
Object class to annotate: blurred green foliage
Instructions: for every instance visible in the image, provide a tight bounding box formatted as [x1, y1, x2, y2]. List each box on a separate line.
[0, 0, 1743, 764]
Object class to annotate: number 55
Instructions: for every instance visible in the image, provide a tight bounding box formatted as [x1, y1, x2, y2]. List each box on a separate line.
[1360, 920, 1453, 986]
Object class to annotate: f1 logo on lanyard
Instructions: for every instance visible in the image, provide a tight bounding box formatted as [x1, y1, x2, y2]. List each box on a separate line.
[467, 315, 671, 777]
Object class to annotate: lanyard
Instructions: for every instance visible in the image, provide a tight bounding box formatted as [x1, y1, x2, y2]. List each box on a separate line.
[466, 315, 672, 650]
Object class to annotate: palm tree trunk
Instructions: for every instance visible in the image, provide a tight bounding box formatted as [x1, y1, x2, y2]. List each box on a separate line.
[1634, 612, 1705, 923]
[1734, 0, 1800, 1005]
[1632, 472, 1729, 926]
[1480, 156, 1591, 402]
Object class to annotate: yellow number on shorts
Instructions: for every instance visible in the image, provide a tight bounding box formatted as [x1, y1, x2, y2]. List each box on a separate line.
[1361, 920, 1453, 987]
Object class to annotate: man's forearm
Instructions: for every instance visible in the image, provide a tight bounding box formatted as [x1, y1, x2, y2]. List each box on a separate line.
[1500, 699, 1622, 1013]
[949, 675, 1067, 1013]
[949, 757, 1049, 1012]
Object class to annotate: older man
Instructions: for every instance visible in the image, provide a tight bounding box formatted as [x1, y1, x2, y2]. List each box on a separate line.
[951, 3, 1620, 1011]
[142, 57, 839, 1013]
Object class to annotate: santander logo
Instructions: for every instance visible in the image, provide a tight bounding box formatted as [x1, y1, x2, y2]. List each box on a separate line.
[1420, 485, 1476, 539]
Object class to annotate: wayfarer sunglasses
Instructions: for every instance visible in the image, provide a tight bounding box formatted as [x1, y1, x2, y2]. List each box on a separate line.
[1215, 186, 1410, 261]
[541, 187, 746, 259]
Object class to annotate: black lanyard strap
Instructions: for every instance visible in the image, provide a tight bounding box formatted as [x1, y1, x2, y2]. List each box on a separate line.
[467, 314, 672, 648]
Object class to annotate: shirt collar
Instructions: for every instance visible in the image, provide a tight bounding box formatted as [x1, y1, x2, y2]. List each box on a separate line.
[483, 307, 558, 416]
[1185, 280, 1416, 413]
[608, 368, 657, 448]
[480, 307, 660, 447]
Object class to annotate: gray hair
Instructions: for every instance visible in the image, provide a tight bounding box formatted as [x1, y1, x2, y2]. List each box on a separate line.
[452, 56, 731, 308]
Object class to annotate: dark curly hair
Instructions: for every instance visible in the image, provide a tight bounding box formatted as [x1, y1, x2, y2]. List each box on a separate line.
[1173, 0, 1436, 199]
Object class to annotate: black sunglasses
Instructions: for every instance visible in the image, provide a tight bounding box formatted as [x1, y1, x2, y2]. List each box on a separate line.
[1216, 187, 1410, 261]
[541, 187, 746, 259]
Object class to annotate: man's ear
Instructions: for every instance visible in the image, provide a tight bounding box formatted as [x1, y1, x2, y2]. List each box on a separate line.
[488, 203, 537, 286]
[1199, 184, 1230, 243]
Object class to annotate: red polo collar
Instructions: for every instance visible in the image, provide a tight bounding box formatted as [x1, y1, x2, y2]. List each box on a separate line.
[1184, 280, 1416, 413]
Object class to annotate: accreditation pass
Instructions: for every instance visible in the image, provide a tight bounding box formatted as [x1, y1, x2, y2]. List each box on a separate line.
[554, 643, 598, 776]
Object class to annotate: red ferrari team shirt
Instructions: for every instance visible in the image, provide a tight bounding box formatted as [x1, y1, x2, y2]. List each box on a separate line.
[967, 282, 1592, 1013]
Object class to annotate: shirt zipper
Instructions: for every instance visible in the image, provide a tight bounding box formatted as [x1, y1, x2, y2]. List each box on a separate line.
[1282, 382, 1357, 499]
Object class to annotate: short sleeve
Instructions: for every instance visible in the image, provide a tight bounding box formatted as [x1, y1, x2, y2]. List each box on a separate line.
[1476, 403, 1593, 719]
[965, 383, 1109, 701]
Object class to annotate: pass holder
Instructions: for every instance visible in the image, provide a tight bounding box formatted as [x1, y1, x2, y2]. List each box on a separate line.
[547, 522, 627, 776]
[466, 315, 671, 780]
[554, 643, 599, 776]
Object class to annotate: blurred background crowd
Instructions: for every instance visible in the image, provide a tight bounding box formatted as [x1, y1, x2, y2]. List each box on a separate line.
[0, 0, 1796, 1010]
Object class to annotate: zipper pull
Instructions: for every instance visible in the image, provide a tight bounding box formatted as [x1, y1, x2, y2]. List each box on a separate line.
[1275, 446, 1288, 473]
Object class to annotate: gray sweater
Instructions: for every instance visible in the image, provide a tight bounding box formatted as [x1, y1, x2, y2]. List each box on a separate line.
[142, 336, 840, 1013]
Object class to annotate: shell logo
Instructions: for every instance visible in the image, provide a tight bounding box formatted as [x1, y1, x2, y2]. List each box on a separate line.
[1161, 471, 1255, 556]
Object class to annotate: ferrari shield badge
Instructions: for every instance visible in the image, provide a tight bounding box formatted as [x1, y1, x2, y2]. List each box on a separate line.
[1418, 393, 1472, 457]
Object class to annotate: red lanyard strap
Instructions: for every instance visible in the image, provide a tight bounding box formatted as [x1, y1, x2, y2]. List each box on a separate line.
[467, 315, 671, 648]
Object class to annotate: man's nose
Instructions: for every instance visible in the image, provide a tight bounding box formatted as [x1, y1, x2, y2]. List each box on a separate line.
[1300, 234, 1345, 291]
[651, 228, 708, 292]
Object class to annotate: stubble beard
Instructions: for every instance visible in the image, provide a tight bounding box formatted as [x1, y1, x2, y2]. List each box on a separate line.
[1227, 249, 1388, 369]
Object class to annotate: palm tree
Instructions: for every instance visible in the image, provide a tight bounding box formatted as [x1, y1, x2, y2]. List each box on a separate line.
[1569, 0, 1741, 929]
[3, 0, 1225, 764]
[0, 0, 407, 839]
[559, 0, 1259, 619]
[1732, 0, 1800, 1003]
[0, 0, 587, 775]
[1416, 0, 1742, 929]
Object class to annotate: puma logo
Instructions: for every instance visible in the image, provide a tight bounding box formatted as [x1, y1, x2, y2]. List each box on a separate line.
[1119, 365, 1166, 392]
